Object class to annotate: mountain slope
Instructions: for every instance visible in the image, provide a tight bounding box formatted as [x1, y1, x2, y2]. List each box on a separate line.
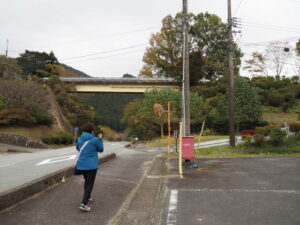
[60, 63, 91, 78]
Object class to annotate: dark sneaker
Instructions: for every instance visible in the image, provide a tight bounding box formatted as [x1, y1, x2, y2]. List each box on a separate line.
[79, 203, 91, 212]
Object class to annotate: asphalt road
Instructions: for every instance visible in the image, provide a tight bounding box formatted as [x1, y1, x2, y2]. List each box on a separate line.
[0, 146, 162, 225]
[0, 141, 129, 194]
[161, 157, 300, 225]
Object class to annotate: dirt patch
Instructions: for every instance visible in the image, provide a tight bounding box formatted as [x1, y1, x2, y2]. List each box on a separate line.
[0, 146, 7, 152]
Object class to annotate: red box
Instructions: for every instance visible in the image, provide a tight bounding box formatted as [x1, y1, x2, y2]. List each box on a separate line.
[182, 136, 195, 160]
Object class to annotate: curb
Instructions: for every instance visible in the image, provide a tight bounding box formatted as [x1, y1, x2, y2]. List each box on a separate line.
[0, 153, 116, 211]
[109, 155, 168, 225]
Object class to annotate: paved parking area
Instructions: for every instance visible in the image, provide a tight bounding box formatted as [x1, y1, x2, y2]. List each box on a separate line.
[162, 157, 300, 225]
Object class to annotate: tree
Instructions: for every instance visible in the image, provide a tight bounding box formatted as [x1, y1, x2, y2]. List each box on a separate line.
[140, 12, 242, 84]
[219, 77, 262, 132]
[265, 41, 291, 77]
[0, 79, 54, 126]
[122, 88, 205, 139]
[46, 76, 98, 127]
[17, 50, 58, 76]
[243, 52, 268, 77]
[34, 64, 65, 78]
[0, 56, 22, 79]
[296, 39, 300, 56]
[295, 40, 300, 77]
[122, 73, 136, 78]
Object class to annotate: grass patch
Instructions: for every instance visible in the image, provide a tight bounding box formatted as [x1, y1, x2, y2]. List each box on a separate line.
[147, 135, 228, 148]
[167, 136, 300, 157]
[262, 113, 297, 125]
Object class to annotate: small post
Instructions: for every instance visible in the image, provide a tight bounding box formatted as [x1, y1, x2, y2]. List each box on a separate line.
[179, 122, 183, 179]
[168, 102, 171, 154]
[74, 127, 79, 144]
[198, 120, 206, 149]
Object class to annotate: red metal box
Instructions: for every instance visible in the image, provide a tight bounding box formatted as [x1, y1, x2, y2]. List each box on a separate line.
[182, 136, 195, 160]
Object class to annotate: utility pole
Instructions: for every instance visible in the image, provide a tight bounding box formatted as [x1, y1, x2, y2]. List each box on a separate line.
[182, 0, 190, 136]
[5, 40, 9, 57]
[227, 0, 236, 147]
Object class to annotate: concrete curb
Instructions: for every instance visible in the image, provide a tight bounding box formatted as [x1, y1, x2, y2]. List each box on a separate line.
[110, 155, 168, 225]
[0, 153, 116, 211]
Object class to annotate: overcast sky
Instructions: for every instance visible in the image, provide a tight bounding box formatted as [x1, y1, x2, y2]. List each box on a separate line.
[0, 0, 299, 77]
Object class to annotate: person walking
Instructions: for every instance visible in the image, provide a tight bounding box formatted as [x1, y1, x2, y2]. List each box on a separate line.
[74, 122, 104, 212]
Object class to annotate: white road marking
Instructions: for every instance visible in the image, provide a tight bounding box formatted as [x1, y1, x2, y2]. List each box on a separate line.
[0, 163, 16, 168]
[177, 188, 300, 194]
[36, 154, 76, 166]
[167, 189, 178, 225]
[58, 151, 74, 155]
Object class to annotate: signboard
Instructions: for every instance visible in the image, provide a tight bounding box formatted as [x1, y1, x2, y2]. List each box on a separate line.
[181, 136, 195, 160]
[74, 127, 79, 133]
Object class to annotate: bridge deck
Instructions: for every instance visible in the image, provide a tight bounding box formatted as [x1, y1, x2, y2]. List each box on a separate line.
[59, 77, 178, 93]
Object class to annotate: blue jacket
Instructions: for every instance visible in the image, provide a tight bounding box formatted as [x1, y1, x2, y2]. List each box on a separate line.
[76, 132, 104, 170]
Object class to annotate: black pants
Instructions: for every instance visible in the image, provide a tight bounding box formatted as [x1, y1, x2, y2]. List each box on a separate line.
[81, 169, 97, 205]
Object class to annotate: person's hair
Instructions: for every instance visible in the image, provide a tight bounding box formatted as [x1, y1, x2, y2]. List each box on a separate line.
[82, 122, 94, 133]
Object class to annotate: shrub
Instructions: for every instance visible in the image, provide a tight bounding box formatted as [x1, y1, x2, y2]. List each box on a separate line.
[243, 134, 252, 146]
[0, 94, 6, 110]
[42, 131, 73, 145]
[269, 128, 287, 146]
[99, 126, 121, 141]
[268, 92, 284, 107]
[31, 112, 53, 126]
[241, 129, 256, 136]
[207, 97, 220, 107]
[0, 108, 36, 126]
[289, 122, 300, 135]
[202, 128, 214, 136]
[256, 127, 269, 136]
[256, 124, 278, 136]
[253, 134, 265, 146]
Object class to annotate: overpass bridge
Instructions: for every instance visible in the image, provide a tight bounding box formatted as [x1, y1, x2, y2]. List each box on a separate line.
[60, 77, 179, 93]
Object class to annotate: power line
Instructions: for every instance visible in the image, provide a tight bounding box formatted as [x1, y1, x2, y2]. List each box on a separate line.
[240, 36, 299, 46]
[60, 43, 148, 61]
[234, 0, 245, 16]
[65, 49, 145, 64]
[242, 23, 300, 33]
[242, 21, 300, 31]
[14, 26, 160, 46]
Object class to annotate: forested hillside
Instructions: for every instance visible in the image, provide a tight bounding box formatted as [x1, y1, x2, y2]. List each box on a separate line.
[78, 93, 144, 131]
[60, 63, 91, 78]
[0, 51, 100, 144]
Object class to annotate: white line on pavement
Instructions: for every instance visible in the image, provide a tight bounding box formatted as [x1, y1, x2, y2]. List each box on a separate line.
[0, 163, 16, 168]
[36, 154, 76, 166]
[58, 151, 75, 155]
[167, 189, 178, 225]
[177, 188, 300, 194]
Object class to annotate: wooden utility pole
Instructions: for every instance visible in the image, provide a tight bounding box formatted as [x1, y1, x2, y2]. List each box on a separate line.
[227, 0, 236, 147]
[182, 0, 190, 136]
